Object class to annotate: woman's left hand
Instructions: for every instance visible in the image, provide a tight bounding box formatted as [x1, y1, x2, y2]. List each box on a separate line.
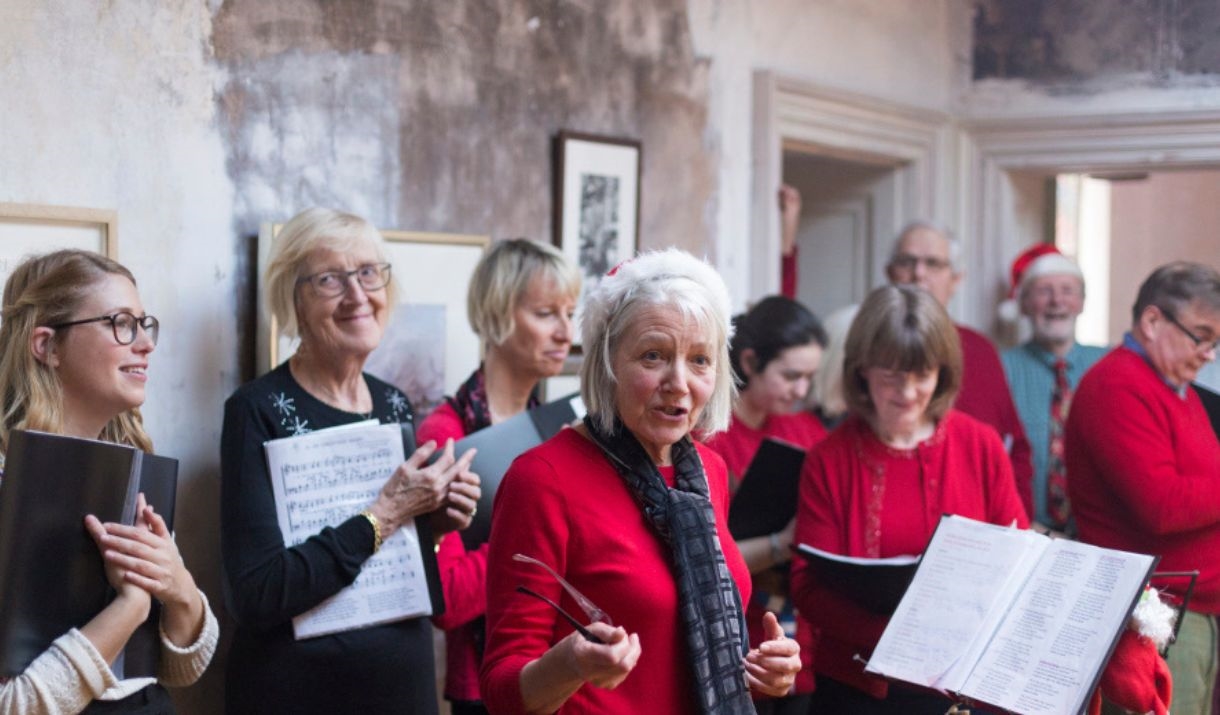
[98, 493, 205, 644]
[743, 611, 801, 697]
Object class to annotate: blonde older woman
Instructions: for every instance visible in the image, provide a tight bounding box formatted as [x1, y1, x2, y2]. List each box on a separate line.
[220, 208, 479, 715]
[480, 249, 800, 715]
[420, 238, 579, 715]
[791, 285, 1028, 714]
[0, 249, 217, 714]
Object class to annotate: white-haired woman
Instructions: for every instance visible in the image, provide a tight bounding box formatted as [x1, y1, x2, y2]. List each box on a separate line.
[480, 249, 801, 714]
[420, 238, 579, 715]
[220, 208, 480, 714]
[0, 249, 217, 714]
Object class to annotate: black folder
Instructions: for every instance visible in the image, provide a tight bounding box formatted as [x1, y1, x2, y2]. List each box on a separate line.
[795, 543, 921, 615]
[0, 430, 178, 677]
[1195, 382, 1220, 440]
[727, 438, 807, 540]
[442, 393, 583, 549]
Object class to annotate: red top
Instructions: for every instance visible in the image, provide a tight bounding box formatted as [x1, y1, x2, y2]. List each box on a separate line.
[419, 401, 489, 702]
[790, 410, 1029, 699]
[1067, 346, 1220, 613]
[955, 324, 1035, 516]
[480, 429, 752, 714]
[704, 410, 827, 694]
[781, 247, 798, 300]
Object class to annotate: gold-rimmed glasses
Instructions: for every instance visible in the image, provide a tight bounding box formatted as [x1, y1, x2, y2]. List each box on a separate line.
[514, 553, 612, 644]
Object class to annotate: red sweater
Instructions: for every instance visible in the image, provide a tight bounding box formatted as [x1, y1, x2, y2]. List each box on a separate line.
[1066, 346, 1220, 613]
[790, 410, 1029, 699]
[704, 410, 826, 695]
[419, 402, 488, 702]
[480, 429, 751, 715]
[955, 325, 1035, 517]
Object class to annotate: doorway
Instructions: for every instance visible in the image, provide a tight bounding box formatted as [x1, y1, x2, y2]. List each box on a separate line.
[781, 151, 900, 318]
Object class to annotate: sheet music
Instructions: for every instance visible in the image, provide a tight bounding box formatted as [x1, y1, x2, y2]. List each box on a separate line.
[265, 422, 433, 639]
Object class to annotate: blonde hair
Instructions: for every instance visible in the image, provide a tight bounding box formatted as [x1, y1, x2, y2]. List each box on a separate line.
[0, 250, 153, 455]
[467, 238, 580, 353]
[810, 303, 859, 420]
[842, 285, 962, 422]
[580, 248, 735, 435]
[264, 208, 400, 340]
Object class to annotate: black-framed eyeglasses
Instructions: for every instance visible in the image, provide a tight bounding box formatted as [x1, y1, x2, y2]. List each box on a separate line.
[296, 263, 391, 298]
[1163, 310, 1220, 353]
[49, 312, 159, 347]
[513, 553, 611, 644]
[890, 253, 952, 273]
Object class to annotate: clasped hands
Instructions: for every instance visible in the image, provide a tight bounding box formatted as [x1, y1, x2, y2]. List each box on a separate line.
[367, 438, 481, 538]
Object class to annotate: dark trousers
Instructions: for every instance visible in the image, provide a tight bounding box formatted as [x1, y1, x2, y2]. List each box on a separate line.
[81, 684, 175, 715]
[448, 701, 489, 715]
[808, 675, 954, 715]
[755, 693, 813, 715]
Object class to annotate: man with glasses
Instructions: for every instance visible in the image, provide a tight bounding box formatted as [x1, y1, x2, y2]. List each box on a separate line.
[885, 222, 1036, 516]
[998, 246, 1106, 537]
[1067, 262, 1220, 715]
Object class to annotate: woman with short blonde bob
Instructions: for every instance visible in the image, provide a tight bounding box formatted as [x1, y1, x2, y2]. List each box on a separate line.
[0, 249, 217, 714]
[421, 238, 580, 715]
[220, 208, 479, 714]
[481, 249, 800, 715]
[791, 284, 1028, 714]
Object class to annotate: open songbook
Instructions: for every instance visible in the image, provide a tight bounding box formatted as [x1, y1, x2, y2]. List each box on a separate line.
[264, 421, 443, 639]
[864, 515, 1157, 715]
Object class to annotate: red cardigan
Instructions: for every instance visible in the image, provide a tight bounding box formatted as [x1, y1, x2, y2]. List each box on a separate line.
[480, 429, 751, 715]
[955, 325, 1035, 517]
[419, 402, 488, 703]
[790, 410, 1029, 699]
[704, 410, 826, 695]
[1066, 346, 1220, 613]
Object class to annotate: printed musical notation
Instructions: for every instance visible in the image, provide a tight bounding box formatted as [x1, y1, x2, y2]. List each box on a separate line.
[264, 423, 434, 639]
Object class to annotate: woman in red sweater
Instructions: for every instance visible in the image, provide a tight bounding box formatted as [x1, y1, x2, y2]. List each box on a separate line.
[419, 238, 580, 715]
[704, 295, 827, 714]
[481, 249, 801, 714]
[790, 285, 1028, 714]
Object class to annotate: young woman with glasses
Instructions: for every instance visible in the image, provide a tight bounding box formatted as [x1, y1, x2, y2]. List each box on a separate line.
[219, 207, 480, 714]
[0, 249, 218, 714]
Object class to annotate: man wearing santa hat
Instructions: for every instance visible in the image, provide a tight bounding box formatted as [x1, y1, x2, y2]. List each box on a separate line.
[999, 245, 1107, 536]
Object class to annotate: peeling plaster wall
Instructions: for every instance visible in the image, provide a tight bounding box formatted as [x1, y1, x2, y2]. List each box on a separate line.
[686, 0, 963, 307]
[965, 0, 1220, 117]
[0, 2, 236, 712]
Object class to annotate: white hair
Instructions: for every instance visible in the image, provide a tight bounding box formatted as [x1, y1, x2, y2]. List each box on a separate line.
[579, 248, 736, 435]
[890, 221, 962, 273]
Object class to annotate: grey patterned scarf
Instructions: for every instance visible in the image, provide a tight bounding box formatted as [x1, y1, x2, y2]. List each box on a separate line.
[583, 415, 755, 714]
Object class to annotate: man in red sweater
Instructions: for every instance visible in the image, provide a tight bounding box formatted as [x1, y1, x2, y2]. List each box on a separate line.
[886, 223, 1035, 515]
[1067, 262, 1220, 715]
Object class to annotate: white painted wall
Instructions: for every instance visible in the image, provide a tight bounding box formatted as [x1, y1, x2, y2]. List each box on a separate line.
[686, 0, 964, 308]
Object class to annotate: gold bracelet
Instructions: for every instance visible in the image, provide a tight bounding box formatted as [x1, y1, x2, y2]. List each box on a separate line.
[360, 510, 383, 553]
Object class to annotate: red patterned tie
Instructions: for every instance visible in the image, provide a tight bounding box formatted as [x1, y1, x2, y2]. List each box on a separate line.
[1046, 359, 1072, 530]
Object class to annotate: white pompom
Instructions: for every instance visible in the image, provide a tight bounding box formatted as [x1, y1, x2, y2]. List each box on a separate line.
[997, 298, 1021, 324]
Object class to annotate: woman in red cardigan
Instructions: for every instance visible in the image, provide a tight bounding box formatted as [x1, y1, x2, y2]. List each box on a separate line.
[419, 238, 580, 715]
[790, 284, 1028, 714]
[481, 249, 801, 714]
[704, 295, 827, 714]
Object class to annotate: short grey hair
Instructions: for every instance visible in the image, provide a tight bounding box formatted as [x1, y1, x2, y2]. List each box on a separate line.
[580, 248, 735, 436]
[467, 238, 581, 352]
[889, 221, 963, 273]
[1132, 261, 1220, 325]
[264, 208, 400, 340]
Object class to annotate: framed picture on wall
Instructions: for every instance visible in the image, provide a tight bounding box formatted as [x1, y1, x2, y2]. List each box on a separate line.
[0, 203, 117, 286]
[553, 131, 642, 327]
[257, 225, 489, 419]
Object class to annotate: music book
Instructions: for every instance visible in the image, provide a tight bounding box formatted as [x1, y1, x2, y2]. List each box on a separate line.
[794, 544, 921, 615]
[264, 421, 443, 640]
[446, 392, 586, 549]
[0, 429, 178, 678]
[865, 515, 1158, 715]
[727, 437, 807, 540]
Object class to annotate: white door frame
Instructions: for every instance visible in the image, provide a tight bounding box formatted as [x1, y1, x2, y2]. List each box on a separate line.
[959, 108, 1220, 330]
[750, 71, 954, 302]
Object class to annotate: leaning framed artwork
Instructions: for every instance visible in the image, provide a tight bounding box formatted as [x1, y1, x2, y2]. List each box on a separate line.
[257, 225, 489, 418]
[0, 203, 117, 286]
[553, 131, 642, 312]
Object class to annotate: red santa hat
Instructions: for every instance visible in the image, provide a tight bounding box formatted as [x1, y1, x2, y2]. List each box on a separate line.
[997, 244, 1085, 323]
